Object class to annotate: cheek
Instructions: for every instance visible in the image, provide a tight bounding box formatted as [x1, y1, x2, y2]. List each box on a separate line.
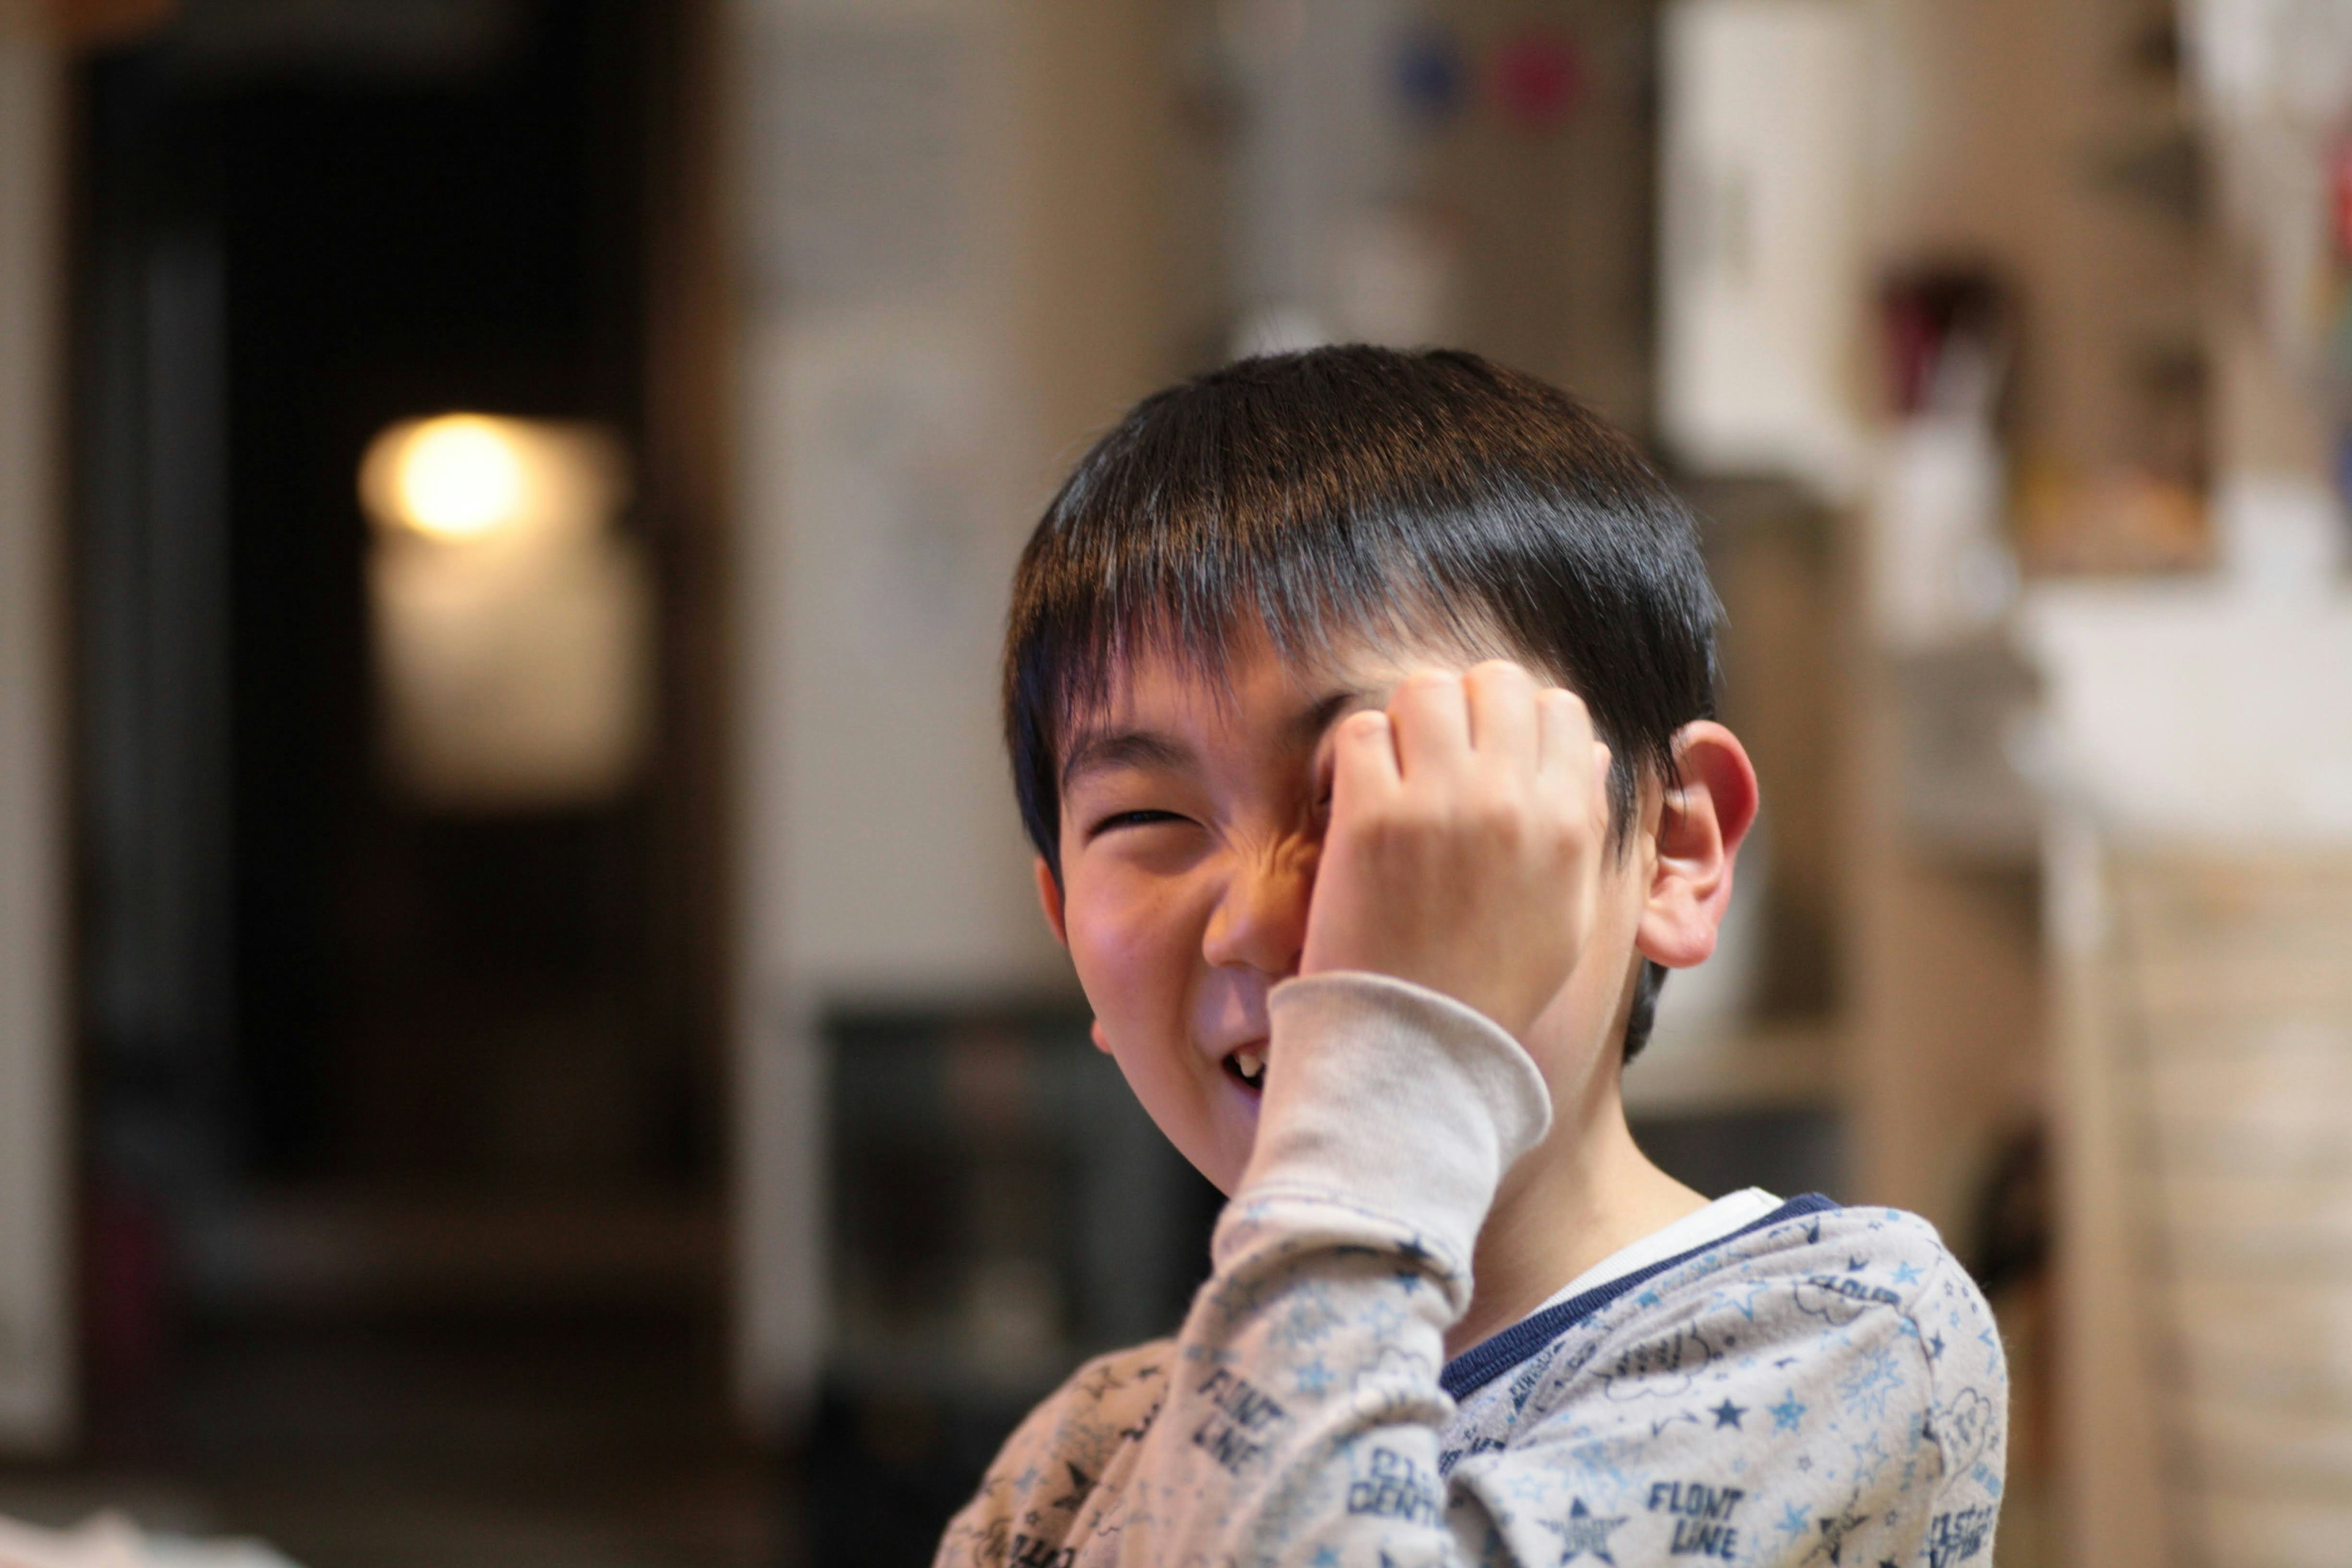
[1063, 864, 1245, 1187]
[1063, 864, 1202, 1023]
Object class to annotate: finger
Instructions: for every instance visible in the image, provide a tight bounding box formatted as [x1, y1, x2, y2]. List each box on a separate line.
[1537, 687, 1611, 823]
[1535, 685, 1596, 777]
[1385, 669, 1471, 781]
[1329, 709, 1401, 814]
[1464, 660, 1539, 767]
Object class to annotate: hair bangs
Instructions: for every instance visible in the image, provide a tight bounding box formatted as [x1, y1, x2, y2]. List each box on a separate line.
[1010, 470, 1529, 877]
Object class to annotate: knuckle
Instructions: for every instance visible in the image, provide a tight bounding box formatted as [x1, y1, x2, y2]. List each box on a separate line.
[1382, 804, 1439, 851]
[1471, 658, 1531, 688]
[1388, 799, 1443, 844]
[1467, 790, 1525, 840]
[1348, 802, 1408, 847]
[1545, 687, 1592, 722]
[1399, 669, 1460, 701]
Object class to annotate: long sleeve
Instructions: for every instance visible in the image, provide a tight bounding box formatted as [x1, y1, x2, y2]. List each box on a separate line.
[936, 974, 2008, 1568]
[1101, 971, 1550, 1565]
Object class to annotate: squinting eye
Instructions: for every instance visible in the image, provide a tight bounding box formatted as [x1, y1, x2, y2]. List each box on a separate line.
[1088, 809, 1185, 840]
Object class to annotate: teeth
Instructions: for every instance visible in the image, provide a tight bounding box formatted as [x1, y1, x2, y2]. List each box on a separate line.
[1232, 1049, 1265, 1085]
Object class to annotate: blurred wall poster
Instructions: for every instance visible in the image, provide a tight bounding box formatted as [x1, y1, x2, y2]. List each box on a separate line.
[733, 0, 1053, 1428]
[1657, 0, 1866, 496]
[740, 0, 1028, 986]
[746, 3, 974, 314]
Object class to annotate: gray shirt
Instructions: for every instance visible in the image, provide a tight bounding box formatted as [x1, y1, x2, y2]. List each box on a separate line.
[938, 973, 2008, 1567]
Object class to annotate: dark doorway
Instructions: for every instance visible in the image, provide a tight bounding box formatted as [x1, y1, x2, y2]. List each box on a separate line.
[66, 2, 747, 1559]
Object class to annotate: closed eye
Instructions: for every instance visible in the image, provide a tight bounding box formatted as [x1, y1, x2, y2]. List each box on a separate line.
[1088, 809, 1188, 840]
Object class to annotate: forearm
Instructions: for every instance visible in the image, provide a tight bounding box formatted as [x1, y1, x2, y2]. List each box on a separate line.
[1118, 974, 1550, 1566]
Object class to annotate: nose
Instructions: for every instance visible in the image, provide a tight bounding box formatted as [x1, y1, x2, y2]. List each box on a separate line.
[1201, 842, 1314, 978]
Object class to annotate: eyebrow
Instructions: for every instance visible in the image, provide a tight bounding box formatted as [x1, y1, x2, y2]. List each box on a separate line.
[1060, 728, 1194, 792]
[1058, 687, 1378, 793]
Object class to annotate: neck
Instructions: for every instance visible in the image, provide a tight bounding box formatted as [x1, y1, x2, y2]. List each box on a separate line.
[1444, 1072, 1708, 1360]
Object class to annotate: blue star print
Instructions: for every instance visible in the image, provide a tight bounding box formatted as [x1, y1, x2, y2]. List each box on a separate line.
[1539, 1499, 1628, 1564]
[937, 1163, 2008, 1568]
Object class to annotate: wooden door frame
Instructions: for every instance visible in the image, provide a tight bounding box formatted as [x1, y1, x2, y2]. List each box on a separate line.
[0, 17, 75, 1453]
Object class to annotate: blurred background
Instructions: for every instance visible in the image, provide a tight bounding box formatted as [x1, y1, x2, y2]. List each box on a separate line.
[0, 0, 2348, 1564]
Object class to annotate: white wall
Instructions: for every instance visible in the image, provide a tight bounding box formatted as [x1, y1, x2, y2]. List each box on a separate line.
[1658, 0, 1868, 494]
[0, 21, 74, 1452]
[725, 0, 1092, 1430]
[1228, 0, 1412, 336]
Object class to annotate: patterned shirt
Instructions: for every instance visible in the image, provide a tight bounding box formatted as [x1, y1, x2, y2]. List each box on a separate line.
[937, 974, 2008, 1567]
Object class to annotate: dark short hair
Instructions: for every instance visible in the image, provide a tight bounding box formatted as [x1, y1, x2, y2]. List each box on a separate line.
[1003, 346, 1721, 1061]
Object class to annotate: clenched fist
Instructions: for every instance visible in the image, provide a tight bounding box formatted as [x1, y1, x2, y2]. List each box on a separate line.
[1300, 662, 1610, 1041]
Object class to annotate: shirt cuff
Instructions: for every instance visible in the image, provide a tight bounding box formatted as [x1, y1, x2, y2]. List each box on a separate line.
[1236, 971, 1554, 1263]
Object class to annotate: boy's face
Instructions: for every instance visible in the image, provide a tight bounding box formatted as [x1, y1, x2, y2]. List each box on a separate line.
[1036, 627, 1659, 1196]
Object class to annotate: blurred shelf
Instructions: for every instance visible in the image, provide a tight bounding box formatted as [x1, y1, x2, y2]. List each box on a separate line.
[180, 1191, 725, 1313]
[1890, 633, 2044, 866]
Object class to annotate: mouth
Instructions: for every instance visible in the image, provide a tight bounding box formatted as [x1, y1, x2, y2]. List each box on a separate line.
[1220, 1045, 1267, 1094]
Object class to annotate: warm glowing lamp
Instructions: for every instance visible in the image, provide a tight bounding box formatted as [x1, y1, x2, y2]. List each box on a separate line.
[388, 416, 527, 539]
[359, 414, 625, 549]
[358, 413, 647, 810]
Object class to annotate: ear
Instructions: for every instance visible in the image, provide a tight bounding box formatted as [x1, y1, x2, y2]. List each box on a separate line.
[1634, 721, 1760, 970]
[1033, 856, 1069, 948]
[1035, 858, 1112, 1056]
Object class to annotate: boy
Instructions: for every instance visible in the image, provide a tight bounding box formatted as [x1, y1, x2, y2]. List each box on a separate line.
[938, 348, 2005, 1567]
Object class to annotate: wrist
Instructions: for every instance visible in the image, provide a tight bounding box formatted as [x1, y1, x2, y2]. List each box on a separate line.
[1239, 972, 1553, 1260]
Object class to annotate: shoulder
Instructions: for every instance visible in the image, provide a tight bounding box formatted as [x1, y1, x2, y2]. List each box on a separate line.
[933, 1340, 1174, 1568]
[1700, 1204, 2005, 1385]
[1702, 1201, 1980, 1316]
[1600, 1202, 2002, 1381]
[1478, 1203, 2004, 1444]
[1448, 1207, 2008, 1567]
[977, 1338, 1176, 1488]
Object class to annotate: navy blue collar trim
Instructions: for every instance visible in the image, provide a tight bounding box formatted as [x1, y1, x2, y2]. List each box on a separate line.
[1439, 1193, 1841, 1403]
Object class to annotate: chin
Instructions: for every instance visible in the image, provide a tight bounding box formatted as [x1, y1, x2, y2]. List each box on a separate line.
[1202, 1155, 1246, 1199]
[1183, 1117, 1256, 1199]
[1173, 1126, 1248, 1199]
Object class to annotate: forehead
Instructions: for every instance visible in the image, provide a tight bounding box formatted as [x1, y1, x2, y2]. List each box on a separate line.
[1062, 671, 1335, 812]
[1061, 607, 1524, 733]
[1054, 622, 1523, 799]
[1068, 616, 1404, 732]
